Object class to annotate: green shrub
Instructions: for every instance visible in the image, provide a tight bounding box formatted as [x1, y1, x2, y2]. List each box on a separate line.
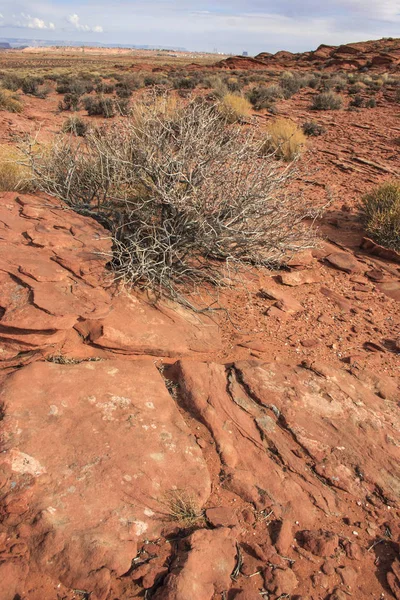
[83, 95, 115, 117]
[248, 85, 282, 110]
[58, 93, 80, 112]
[1, 74, 21, 91]
[349, 94, 364, 108]
[360, 181, 400, 251]
[280, 72, 302, 98]
[21, 77, 40, 95]
[173, 77, 196, 90]
[115, 82, 132, 98]
[366, 97, 377, 108]
[311, 91, 342, 110]
[56, 79, 93, 95]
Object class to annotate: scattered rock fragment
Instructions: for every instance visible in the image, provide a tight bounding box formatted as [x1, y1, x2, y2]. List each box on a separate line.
[325, 252, 363, 273]
[278, 269, 321, 286]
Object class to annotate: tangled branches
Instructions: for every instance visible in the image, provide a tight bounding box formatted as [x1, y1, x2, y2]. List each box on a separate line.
[25, 97, 323, 300]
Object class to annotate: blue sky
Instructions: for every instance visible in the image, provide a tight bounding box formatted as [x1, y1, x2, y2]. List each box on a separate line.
[0, 1, 399, 53]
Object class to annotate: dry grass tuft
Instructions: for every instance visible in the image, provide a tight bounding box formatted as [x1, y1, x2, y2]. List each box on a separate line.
[161, 489, 203, 528]
[0, 145, 31, 191]
[262, 118, 307, 161]
[0, 88, 23, 113]
[218, 93, 252, 123]
[360, 181, 400, 251]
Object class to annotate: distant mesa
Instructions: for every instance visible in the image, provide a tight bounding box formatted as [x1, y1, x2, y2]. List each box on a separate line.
[216, 37, 400, 72]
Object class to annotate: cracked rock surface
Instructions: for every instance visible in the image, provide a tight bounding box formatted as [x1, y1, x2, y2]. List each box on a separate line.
[0, 192, 399, 600]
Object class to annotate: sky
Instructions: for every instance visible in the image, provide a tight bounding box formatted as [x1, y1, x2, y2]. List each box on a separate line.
[0, 1, 399, 54]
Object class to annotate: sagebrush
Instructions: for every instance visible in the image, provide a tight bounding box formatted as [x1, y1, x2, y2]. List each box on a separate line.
[25, 97, 322, 300]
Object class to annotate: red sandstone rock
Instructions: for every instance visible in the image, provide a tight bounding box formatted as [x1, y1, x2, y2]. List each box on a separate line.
[260, 285, 304, 314]
[325, 252, 363, 273]
[205, 507, 238, 528]
[299, 530, 339, 557]
[0, 360, 211, 599]
[154, 528, 237, 600]
[264, 567, 298, 595]
[278, 269, 321, 286]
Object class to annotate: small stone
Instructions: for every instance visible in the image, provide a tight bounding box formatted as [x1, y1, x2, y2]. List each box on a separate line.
[299, 530, 339, 558]
[300, 338, 320, 348]
[265, 568, 298, 595]
[325, 252, 363, 274]
[279, 269, 321, 287]
[242, 508, 256, 526]
[336, 565, 358, 588]
[275, 520, 294, 555]
[205, 507, 238, 528]
[322, 560, 336, 575]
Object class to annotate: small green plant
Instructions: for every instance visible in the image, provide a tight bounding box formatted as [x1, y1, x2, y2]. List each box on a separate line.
[366, 97, 377, 108]
[360, 181, 400, 251]
[173, 76, 196, 90]
[311, 91, 342, 110]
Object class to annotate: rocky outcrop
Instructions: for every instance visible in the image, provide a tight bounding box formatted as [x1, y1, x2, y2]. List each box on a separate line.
[220, 37, 400, 72]
[176, 359, 399, 520]
[0, 359, 211, 600]
[0, 192, 220, 367]
[0, 192, 399, 600]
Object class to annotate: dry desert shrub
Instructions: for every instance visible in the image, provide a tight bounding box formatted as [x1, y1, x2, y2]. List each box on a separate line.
[25, 97, 322, 300]
[160, 489, 203, 527]
[311, 91, 343, 110]
[0, 145, 31, 191]
[217, 93, 252, 123]
[248, 84, 283, 110]
[360, 181, 400, 251]
[62, 116, 88, 137]
[0, 88, 23, 113]
[302, 120, 326, 137]
[262, 118, 307, 161]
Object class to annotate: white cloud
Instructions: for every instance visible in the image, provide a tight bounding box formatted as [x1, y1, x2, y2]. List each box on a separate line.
[67, 13, 103, 33]
[20, 12, 55, 30]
